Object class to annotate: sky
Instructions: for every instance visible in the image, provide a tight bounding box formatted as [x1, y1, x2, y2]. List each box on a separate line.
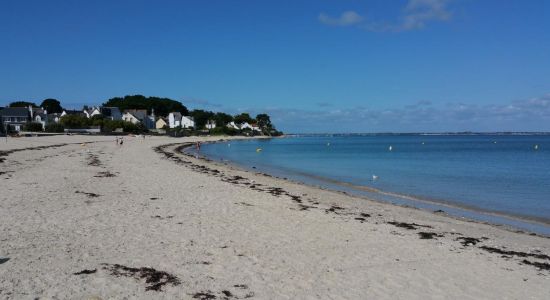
[1, 0, 549, 133]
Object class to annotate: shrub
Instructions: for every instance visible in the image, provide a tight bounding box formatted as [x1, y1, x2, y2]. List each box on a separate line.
[45, 123, 65, 133]
[60, 115, 90, 129]
[209, 126, 238, 136]
[23, 122, 43, 132]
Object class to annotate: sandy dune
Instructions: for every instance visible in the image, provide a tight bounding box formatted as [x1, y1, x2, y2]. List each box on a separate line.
[1, 135, 549, 299]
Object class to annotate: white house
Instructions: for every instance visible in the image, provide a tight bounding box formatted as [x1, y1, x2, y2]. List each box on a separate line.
[83, 107, 101, 118]
[122, 109, 155, 129]
[227, 121, 240, 130]
[240, 122, 252, 130]
[48, 113, 61, 123]
[33, 110, 48, 129]
[122, 112, 141, 124]
[168, 112, 182, 128]
[181, 116, 195, 128]
[206, 119, 216, 129]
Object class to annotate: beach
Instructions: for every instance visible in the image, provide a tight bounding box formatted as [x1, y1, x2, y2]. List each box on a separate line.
[1, 135, 549, 299]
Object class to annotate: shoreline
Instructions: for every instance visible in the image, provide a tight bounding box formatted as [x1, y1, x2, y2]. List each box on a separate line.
[1, 135, 549, 299]
[183, 139, 550, 237]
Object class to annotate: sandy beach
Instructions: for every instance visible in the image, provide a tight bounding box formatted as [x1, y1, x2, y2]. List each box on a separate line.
[1, 134, 549, 299]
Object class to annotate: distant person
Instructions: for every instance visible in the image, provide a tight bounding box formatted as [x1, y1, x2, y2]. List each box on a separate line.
[119, 137, 124, 146]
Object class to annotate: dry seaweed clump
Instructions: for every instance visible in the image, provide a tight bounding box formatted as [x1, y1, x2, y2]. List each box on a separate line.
[102, 263, 181, 291]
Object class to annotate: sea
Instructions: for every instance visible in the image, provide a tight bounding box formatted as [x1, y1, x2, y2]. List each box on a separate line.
[194, 134, 550, 235]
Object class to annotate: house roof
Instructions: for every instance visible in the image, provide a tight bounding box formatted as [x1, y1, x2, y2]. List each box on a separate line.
[64, 109, 85, 115]
[0, 107, 30, 117]
[170, 112, 182, 118]
[100, 107, 120, 117]
[124, 109, 147, 120]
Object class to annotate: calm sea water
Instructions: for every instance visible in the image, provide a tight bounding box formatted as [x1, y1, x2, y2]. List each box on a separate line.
[197, 135, 550, 234]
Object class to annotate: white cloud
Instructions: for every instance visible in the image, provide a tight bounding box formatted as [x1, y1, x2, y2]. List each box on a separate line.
[400, 0, 452, 31]
[318, 11, 364, 27]
[319, 0, 452, 32]
[182, 97, 223, 109]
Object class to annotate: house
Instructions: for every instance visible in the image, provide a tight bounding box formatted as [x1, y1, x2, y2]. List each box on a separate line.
[0, 107, 30, 132]
[181, 115, 195, 128]
[227, 121, 240, 130]
[240, 122, 261, 132]
[240, 122, 253, 130]
[83, 107, 101, 118]
[33, 109, 49, 129]
[122, 109, 155, 129]
[48, 113, 62, 123]
[155, 118, 168, 129]
[60, 109, 86, 118]
[168, 112, 182, 128]
[100, 107, 122, 120]
[251, 124, 261, 132]
[122, 111, 141, 124]
[206, 119, 216, 129]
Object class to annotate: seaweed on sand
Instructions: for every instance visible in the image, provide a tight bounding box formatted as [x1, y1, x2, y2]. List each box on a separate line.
[102, 263, 181, 291]
[387, 221, 433, 230]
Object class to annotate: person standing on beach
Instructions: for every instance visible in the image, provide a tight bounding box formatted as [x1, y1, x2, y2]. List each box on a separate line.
[119, 137, 124, 146]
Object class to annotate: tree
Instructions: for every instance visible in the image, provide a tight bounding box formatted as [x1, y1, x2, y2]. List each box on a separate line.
[40, 98, 63, 113]
[103, 95, 188, 117]
[213, 112, 233, 127]
[189, 109, 214, 129]
[255, 113, 272, 129]
[9, 101, 37, 108]
[234, 113, 253, 125]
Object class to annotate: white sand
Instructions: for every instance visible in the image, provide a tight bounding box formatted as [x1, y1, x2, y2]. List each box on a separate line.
[0, 135, 549, 299]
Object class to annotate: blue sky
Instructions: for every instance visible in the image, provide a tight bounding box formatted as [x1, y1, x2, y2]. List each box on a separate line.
[1, 0, 549, 133]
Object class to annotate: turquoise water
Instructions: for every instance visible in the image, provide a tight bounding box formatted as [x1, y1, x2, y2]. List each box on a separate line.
[197, 135, 550, 234]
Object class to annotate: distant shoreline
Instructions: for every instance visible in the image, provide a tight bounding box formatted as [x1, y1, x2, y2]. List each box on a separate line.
[288, 132, 550, 136]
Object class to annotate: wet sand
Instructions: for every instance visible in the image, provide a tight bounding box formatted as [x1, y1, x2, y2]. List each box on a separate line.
[0, 135, 549, 299]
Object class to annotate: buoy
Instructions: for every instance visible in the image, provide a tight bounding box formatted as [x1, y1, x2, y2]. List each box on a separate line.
[534, 144, 539, 150]
[388, 145, 393, 151]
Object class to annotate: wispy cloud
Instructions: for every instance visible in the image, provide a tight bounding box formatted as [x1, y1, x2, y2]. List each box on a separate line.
[182, 97, 223, 109]
[400, 0, 452, 31]
[319, 0, 452, 32]
[262, 94, 550, 133]
[316, 102, 333, 108]
[318, 11, 364, 26]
